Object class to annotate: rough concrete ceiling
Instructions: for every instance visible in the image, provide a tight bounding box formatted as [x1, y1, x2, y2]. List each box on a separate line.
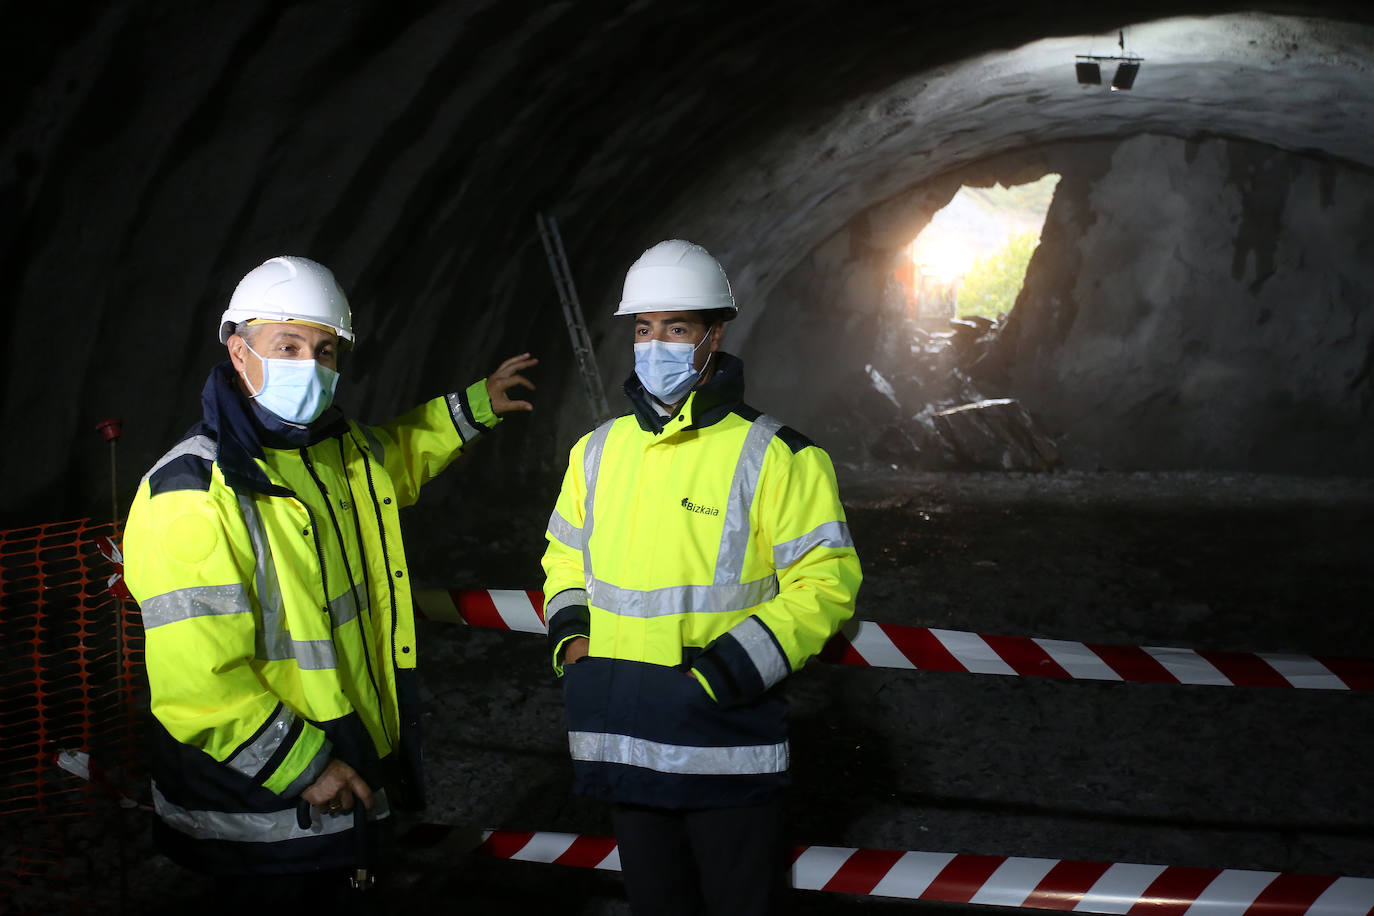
[2, 1, 1372, 521]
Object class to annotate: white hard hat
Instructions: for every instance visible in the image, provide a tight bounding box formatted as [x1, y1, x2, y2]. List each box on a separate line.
[218, 256, 354, 344]
[614, 239, 736, 319]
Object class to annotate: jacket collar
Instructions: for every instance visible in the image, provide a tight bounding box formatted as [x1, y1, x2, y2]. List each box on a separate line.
[623, 352, 746, 434]
[200, 361, 349, 494]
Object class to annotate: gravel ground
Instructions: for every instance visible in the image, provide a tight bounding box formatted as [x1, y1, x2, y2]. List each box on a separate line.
[11, 469, 1374, 915]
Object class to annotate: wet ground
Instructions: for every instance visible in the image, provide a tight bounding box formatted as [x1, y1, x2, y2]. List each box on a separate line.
[14, 469, 1374, 914]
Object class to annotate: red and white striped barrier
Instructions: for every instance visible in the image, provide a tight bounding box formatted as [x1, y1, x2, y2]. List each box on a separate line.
[416, 588, 547, 633]
[818, 621, 1374, 691]
[412, 589, 1374, 691]
[473, 829, 1374, 915]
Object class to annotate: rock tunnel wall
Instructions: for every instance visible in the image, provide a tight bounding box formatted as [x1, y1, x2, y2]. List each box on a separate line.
[740, 133, 1374, 475]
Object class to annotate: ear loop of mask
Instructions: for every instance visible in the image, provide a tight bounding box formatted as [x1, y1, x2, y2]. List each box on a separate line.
[240, 340, 268, 397]
[686, 329, 714, 391]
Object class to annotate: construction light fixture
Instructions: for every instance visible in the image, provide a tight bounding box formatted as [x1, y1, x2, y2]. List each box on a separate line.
[1077, 29, 1143, 91]
[1111, 61, 1140, 90]
[1075, 61, 1101, 85]
[1074, 54, 1144, 90]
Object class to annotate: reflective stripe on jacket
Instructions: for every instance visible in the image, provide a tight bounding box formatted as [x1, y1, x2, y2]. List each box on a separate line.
[542, 353, 861, 808]
[123, 362, 497, 873]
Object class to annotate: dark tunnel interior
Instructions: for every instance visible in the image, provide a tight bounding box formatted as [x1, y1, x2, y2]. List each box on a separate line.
[3, 2, 1373, 912]
[5, 0, 1374, 521]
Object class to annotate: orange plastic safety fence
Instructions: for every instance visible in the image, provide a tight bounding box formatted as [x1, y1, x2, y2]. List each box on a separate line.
[0, 518, 146, 897]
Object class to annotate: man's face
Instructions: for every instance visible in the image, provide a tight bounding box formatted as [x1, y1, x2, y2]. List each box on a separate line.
[227, 322, 340, 394]
[634, 311, 721, 372]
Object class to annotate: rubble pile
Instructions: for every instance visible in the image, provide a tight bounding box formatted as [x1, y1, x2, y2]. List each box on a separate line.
[932, 399, 1059, 471]
[821, 314, 1060, 472]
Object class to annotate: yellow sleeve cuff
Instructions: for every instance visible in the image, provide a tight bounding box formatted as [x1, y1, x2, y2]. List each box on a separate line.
[688, 667, 718, 702]
[466, 378, 500, 428]
[262, 722, 328, 795]
[552, 634, 585, 677]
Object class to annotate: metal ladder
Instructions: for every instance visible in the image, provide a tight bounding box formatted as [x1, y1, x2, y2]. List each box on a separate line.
[536, 212, 612, 425]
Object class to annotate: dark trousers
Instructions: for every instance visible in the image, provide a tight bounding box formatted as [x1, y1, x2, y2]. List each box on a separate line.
[611, 798, 789, 916]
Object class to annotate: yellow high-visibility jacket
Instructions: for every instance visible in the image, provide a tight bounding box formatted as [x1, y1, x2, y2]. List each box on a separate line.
[123, 361, 497, 874]
[542, 353, 861, 808]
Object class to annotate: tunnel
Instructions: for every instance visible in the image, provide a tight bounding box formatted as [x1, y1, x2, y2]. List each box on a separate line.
[2, 2, 1372, 913]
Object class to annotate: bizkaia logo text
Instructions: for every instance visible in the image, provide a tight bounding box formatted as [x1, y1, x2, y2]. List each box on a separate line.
[681, 497, 720, 516]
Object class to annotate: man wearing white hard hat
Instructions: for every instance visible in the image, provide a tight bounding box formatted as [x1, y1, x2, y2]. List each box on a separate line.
[542, 240, 862, 914]
[123, 255, 536, 905]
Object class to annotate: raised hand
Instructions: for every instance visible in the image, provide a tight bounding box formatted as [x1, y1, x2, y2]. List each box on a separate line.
[486, 352, 538, 415]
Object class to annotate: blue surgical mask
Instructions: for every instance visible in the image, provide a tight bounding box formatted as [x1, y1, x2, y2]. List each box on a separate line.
[634, 337, 709, 405]
[243, 342, 340, 425]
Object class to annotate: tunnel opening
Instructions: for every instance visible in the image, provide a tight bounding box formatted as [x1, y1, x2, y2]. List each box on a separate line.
[897, 173, 1061, 331]
[738, 157, 1077, 476]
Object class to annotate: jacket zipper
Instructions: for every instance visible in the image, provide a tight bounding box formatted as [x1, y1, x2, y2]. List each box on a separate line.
[300, 446, 394, 746]
[304, 504, 329, 614]
[338, 437, 399, 704]
[358, 443, 402, 667]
